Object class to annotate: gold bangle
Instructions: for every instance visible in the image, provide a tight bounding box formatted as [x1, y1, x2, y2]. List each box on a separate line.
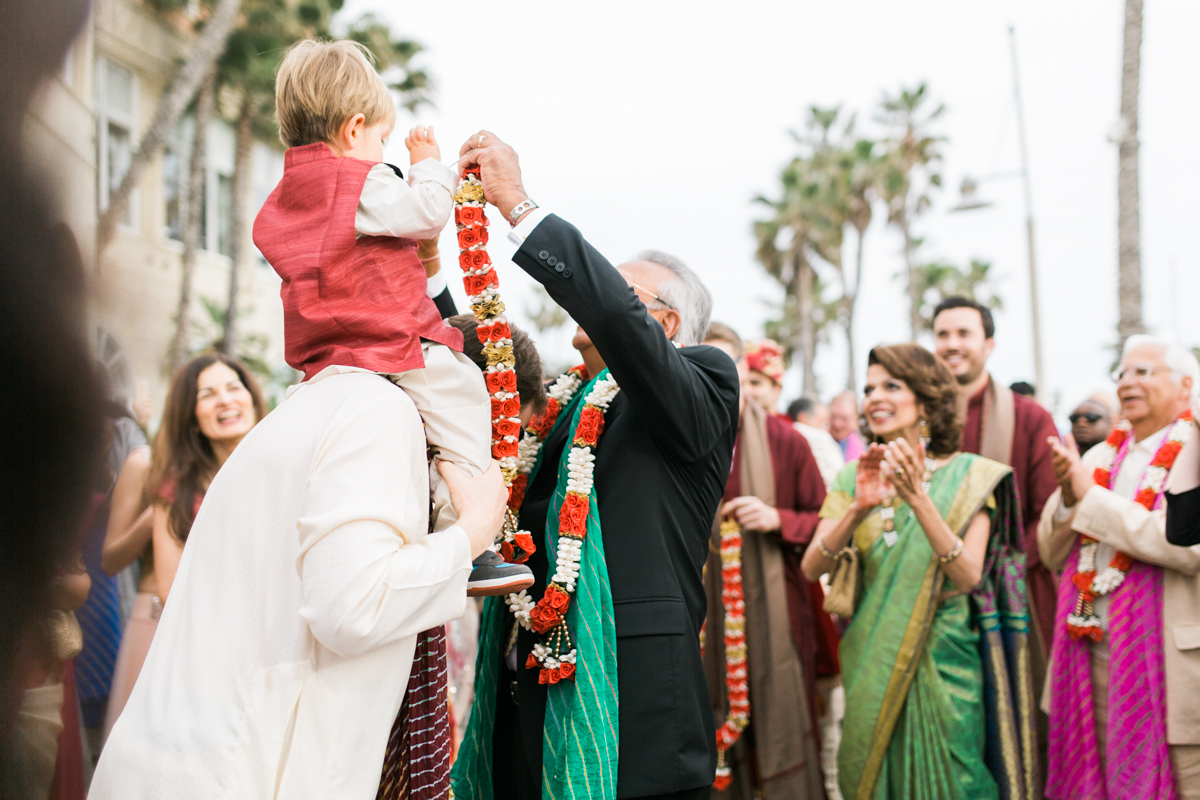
[936, 537, 964, 564]
[816, 538, 841, 560]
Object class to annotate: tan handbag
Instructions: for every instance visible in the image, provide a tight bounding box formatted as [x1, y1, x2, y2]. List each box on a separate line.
[45, 610, 83, 662]
[823, 545, 862, 619]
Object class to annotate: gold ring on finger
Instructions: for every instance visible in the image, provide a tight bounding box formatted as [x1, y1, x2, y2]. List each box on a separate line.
[478, 135, 485, 147]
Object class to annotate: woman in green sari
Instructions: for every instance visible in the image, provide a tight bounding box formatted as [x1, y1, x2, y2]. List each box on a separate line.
[801, 344, 1037, 800]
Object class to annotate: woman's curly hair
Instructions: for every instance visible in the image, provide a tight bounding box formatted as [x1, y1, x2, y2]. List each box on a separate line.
[864, 343, 962, 457]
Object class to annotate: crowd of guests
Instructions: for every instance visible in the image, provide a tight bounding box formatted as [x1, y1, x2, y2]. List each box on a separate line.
[12, 244, 1200, 800]
[6, 26, 1200, 800]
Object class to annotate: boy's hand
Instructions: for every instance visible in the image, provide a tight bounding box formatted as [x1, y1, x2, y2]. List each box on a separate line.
[405, 125, 440, 165]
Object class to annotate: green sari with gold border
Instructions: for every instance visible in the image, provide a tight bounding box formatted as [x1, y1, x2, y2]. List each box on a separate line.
[821, 453, 1038, 800]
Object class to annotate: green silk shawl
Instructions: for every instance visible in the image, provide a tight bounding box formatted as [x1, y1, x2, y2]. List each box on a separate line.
[451, 370, 620, 800]
[821, 452, 1036, 800]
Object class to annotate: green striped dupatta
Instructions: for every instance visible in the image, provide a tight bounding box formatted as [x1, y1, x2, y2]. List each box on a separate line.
[451, 370, 619, 800]
[822, 452, 1035, 800]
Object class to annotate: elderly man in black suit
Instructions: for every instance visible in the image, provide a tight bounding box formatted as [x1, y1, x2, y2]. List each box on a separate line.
[450, 132, 739, 800]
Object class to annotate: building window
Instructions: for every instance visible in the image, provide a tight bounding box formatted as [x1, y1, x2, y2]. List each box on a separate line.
[163, 146, 182, 240]
[97, 58, 137, 229]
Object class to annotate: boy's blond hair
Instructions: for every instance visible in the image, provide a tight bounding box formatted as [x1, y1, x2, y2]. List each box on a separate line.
[275, 39, 395, 149]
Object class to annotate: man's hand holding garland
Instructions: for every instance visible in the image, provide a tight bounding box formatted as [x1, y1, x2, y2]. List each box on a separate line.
[458, 131, 530, 222]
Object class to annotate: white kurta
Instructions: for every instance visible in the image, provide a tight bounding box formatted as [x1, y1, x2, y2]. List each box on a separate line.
[90, 370, 472, 800]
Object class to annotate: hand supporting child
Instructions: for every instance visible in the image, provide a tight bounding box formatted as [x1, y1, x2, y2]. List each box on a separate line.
[405, 125, 441, 166]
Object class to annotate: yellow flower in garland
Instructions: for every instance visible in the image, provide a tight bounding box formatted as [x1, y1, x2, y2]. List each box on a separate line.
[455, 180, 485, 205]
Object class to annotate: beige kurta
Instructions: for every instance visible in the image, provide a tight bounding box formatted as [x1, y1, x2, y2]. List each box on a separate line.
[1039, 433, 1200, 745]
[91, 369, 473, 800]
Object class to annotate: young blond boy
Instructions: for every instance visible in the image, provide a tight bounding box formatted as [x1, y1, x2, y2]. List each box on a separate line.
[253, 39, 531, 595]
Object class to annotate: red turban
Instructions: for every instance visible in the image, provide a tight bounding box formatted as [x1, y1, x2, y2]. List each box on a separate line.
[744, 339, 785, 384]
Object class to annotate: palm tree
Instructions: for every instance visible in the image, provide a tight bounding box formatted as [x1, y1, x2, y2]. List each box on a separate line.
[838, 137, 882, 391]
[912, 258, 1003, 330]
[97, 0, 243, 257]
[1115, 0, 1144, 347]
[754, 155, 836, 397]
[876, 83, 945, 339]
[170, 68, 216, 373]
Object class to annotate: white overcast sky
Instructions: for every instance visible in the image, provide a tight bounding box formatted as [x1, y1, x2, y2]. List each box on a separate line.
[345, 0, 1200, 424]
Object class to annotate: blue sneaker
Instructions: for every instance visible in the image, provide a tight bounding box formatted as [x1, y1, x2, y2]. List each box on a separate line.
[467, 550, 534, 597]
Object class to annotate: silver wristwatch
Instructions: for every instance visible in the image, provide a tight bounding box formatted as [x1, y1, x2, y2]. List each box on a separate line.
[508, 198, 539, 226]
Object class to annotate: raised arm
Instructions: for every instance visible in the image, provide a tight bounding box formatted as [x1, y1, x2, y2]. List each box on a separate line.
[514, 216, 737, 461]
[457, 133, 737, 462]
[102, 446, 153, 575]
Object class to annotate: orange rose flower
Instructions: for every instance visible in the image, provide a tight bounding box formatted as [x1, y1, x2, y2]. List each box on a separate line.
[513, 532, 535, 554]
[544, 584, 571, 612]
[494, 419, 521, 438]
[529, 603, 558, 634]
[493, 439, 519, 459]
[508, 474, 528, 509]
[458, 228, 481, 248]
[457, 206, 482, 225]
[501, 397, 521, 417]
[498, 371, 517, 392]
[471, 250, 491, 269]
[559, 494, 589, 536]
[458, 251, 476, 271]
[559, 663, 575, 679]
[526, 652, 540, 669]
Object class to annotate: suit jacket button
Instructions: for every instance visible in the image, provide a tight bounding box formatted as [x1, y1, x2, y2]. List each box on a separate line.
[555, 262, 566, 273]
[562, 267, 573, 278]
[547, 255, 559, 266]
[538, 250, 550, 261]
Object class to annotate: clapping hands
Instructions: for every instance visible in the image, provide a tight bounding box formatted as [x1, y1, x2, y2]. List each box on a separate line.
[1048, 433, 1092, 508]
[854, 443, 892, 511]
[881, 438, 928, 505]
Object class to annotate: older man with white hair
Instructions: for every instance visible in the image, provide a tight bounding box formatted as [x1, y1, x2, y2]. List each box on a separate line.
[1039, 334, 1200, 799]
[449, 133, 740, 800]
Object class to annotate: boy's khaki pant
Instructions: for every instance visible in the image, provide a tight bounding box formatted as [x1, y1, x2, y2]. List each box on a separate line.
[387, 342, 492, 534]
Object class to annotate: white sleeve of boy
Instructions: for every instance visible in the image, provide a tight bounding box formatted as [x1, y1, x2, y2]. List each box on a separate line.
[356, 159, 456, 241]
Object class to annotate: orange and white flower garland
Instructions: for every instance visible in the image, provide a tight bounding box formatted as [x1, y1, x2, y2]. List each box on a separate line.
[1067, 409, 1193, 641]
[503, 366, 589, 628]
[454, 168, 531, 561]
[512, 373, 620, 684]
[713, 518, 749, 791]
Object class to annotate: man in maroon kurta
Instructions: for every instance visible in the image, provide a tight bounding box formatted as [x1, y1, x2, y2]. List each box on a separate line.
[703, 328, 834, 799]
[933, 297, 1060, 661]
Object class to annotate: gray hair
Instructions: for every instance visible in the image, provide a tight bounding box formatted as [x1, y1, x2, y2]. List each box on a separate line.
[632, 250, 712, 347]
[1122, 334, 1200, 404]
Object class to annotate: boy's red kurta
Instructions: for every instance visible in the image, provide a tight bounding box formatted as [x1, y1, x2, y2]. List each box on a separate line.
[253, 142, 461, 380]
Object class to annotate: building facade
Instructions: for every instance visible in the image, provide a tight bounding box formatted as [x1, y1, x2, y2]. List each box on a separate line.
[26, 0, 289, 427]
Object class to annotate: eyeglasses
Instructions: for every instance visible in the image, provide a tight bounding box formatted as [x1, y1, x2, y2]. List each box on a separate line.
[629, 282, 677, 312]
[1110, 364, 1171, 383]
[1069, 412, 1104, 424]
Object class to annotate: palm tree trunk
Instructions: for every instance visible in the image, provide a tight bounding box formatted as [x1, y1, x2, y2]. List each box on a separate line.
[901, 203, 921, 339]
[170, 69, 216, 374]
[796, 249, 818, 398]
[843, 224, 866, 392]
[1116, 0, 1144, 347]
[96, 0, 243, 257]
[223, 96, 254, 356]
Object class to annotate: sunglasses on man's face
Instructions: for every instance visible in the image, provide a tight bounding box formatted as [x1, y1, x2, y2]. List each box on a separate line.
[1069, 412, 1104, 424]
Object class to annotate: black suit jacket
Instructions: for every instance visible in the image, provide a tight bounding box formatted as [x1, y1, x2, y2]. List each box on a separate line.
[504, 214, 739, 797]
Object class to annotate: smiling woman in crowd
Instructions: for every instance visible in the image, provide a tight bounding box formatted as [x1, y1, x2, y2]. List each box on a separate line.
[149, 355, 266, 603]
[801, 343, 1036, 800]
